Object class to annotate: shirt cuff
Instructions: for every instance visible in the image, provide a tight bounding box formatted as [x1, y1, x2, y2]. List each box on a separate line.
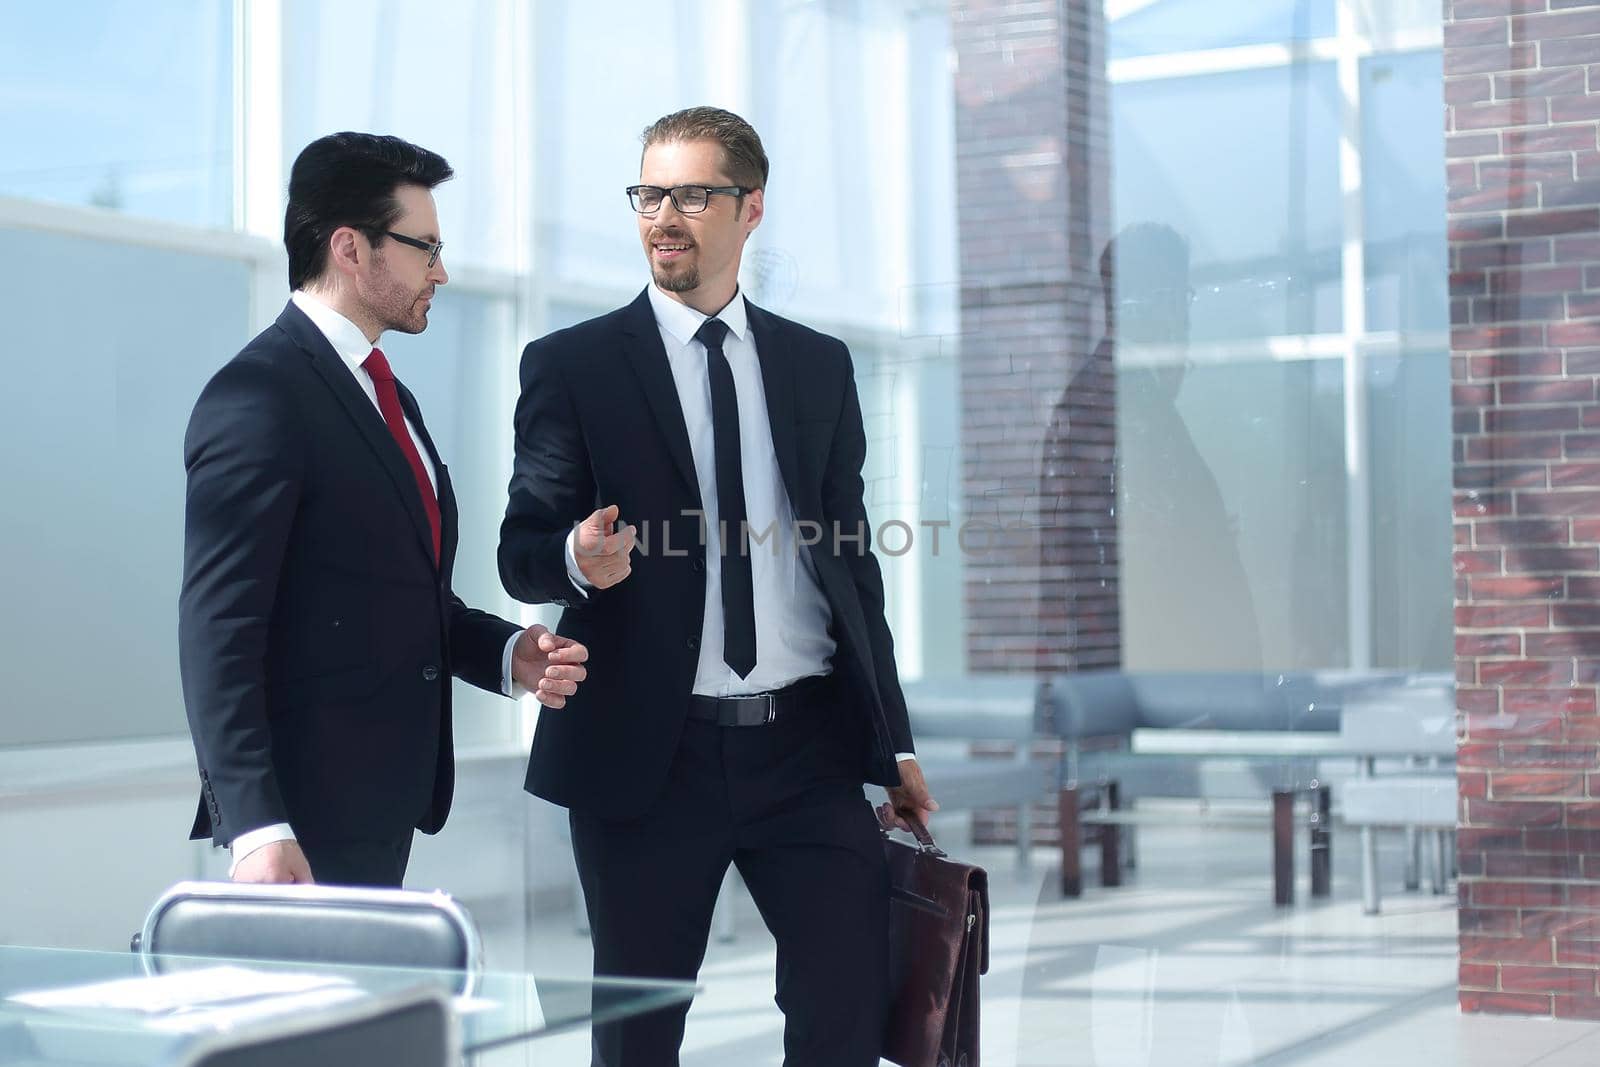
[895, 752, 917, 763]
[228, 823, 296, 878]
[563, 529, 593, 599]
[503, 630, 527, 699]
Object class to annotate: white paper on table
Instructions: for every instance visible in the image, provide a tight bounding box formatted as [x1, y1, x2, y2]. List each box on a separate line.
[8, 965, 358, 1021]
[144, 986, 371, 1033]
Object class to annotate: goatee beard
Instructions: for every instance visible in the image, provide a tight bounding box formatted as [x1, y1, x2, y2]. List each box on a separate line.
[654, 266, 700, 293]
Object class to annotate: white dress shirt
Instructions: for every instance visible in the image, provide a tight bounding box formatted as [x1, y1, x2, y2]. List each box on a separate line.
[230, 290, 522, 873]
[565, 287, 914, 761]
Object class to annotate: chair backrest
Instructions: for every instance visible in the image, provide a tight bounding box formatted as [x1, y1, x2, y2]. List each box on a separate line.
[139, 882, 482, 993]
[1127, 673, 1354, 732]
[167, 986, 454, 1067]
[899, 676, 1042, 741]
[1037, 671, 1142, 740]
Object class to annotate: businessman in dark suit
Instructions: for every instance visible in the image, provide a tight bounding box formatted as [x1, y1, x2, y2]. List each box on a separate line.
[499, 107, 937, 1066]
[181, 132, 588, 888]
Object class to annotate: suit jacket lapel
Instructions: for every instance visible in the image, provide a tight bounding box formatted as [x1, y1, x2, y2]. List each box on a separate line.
[273, 302, 439, 570]
[744, 300, 802, 508]
[620, 289, 700, 499]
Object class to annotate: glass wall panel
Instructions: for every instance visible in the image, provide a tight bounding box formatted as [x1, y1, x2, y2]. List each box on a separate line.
[1111, 62, 1344, 342]
[1116, 353, 1348, 670]
[0, 0, 1458, 750]
[533, 0, 718, 292]
[749, 2, 920, 327]
[1362, 49, 1450, 335]
[0, 228, 250, 745]
[0, 3, 232, 227]
[281, 0, 520, 271]
[1352, 0, 1445, 39]
[531, 0, 950, 330]
[1367, 348, 1454, 670]
[1109, 0, 1335, 60]
[866, 339, 965, 681]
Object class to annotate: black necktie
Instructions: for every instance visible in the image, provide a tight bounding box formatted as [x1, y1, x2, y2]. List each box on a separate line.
[696, 318, 757, 678]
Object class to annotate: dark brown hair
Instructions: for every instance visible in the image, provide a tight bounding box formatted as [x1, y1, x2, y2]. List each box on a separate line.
[640, 107, 769, 191]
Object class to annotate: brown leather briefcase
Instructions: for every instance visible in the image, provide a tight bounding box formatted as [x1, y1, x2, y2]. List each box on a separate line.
[881, 823, 990, 1067]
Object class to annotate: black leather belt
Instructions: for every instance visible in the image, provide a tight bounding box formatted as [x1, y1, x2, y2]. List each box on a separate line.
[686, 674, 834, 727]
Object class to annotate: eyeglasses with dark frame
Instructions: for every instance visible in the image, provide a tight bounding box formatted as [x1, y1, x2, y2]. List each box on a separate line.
[625, 184, 750, 216]
[379, 229, 444, 269]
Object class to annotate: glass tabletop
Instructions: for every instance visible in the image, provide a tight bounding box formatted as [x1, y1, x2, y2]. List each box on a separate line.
[0, 944, 695, 1063]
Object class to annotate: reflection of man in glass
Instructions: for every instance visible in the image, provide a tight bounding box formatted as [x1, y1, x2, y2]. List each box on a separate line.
[1038, 271, 1121, 671]
[1111, 222, 1262, 671]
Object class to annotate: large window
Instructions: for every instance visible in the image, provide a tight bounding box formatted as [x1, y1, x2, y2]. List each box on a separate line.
[1109, 0, 1335, 58]
[1114, 63, 1345, 341]
[0, 3, 233, 228]
[0, 0, 1452, 731]
[281, 0, 523, 272]
[1099, 0, 1452, 672]
[0, 0, 952, 745]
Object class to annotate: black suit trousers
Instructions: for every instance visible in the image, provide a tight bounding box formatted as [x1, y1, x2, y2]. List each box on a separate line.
[570, 692, 889, 1067]
[298, 834, 414, 889]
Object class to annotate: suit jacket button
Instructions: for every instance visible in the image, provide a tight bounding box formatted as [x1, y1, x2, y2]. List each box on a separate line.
[422, 665, 440, 681]
[692, 558, 705, 573]
[686, 636, 699, 651]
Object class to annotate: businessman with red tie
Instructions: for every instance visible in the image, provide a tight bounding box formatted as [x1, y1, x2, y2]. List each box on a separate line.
[180, 132, 588, 887]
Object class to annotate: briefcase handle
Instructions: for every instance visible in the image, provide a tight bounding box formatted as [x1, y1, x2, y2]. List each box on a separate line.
[909, 819, 948, 857]
[885, 818, 947, 859]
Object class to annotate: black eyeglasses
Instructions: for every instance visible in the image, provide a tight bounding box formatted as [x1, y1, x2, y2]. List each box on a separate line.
[381, 230, 444, 268]
[625, 184, 749, 215]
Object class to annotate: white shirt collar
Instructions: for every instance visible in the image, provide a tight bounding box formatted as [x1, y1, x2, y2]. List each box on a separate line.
[646, 284, 750, 347]
[291, 290, 382, 375]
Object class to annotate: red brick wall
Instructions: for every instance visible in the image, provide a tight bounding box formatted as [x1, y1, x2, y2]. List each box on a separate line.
[952, 0, 1116, 674]
[1447, 0, 1600, 1020]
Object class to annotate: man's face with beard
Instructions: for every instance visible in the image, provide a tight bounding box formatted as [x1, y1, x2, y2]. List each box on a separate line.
[635, 138, 762, 309]
[356, 183, 447, 335]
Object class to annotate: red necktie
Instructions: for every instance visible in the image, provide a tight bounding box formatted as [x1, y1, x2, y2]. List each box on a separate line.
[363, 347, 441, 564]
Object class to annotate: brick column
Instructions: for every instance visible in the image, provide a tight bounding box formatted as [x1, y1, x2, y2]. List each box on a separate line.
[952, 0, 1114, 674]
[1447, 0, 1600, 1019]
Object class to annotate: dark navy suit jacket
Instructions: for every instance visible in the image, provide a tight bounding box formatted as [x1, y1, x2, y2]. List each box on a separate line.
[180, 301, 519, 848]
[498, 289, 914, 818]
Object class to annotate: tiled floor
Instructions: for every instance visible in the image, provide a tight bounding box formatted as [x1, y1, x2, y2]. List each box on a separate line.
[477, 812, 1600, 1066]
